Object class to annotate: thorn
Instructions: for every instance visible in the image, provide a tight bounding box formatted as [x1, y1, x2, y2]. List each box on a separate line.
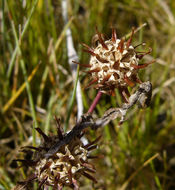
[83, 172, 97, 183]
[100, 74, 111, 85]
[80, 162, 96, 173]
[95, 26, 108, 50]
[83, 49, 96, 56]
[95, 54, 108, 63]
[87, 155, 104, 159]
[136, 47, 152, 59]
[54, 116, 64, 140]
[17, 174, 37, 186]
[126, 27, 135, 49]
[53, 175, 62, 190]
[132, 74, 142, 84]
[131, 60, 155, 69]
[123, 87, 130, 97]
[21, 146, 40, 151]
[112, 28, 117, 42]
[134, 42, 146, 49]
[83, 135, 102, 149]
[124, 75, 135, 87]
[87, 68, 101, 74]
[14, 159, 37, 167]
[40, 162, 52, 174]
[77, 132, 85, 139]
[35, 128, 50, 142]
[118, 87, 129, 103]
[84, 78, 98, 89]
[72, 60, 91, 68]
[37, 176, 48, 190]
[81, 43, 94, 51]
[53, 173, 62, 190]
[86, 144, 98, 151]
[117, 39, 124, 53]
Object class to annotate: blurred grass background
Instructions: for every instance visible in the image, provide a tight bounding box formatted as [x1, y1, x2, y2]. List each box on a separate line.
[1, 0, 175, 189]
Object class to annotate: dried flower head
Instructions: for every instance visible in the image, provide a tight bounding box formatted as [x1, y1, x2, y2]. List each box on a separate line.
[75, 27, 154, 102]
[15, 117, 100, 189]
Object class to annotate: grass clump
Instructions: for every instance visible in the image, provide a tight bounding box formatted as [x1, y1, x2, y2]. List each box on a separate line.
[1, 0, 175, 189]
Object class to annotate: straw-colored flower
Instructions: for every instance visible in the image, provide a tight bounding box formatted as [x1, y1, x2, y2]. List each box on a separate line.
[15, 117, 99, 189]
[76, 27, 154, 102]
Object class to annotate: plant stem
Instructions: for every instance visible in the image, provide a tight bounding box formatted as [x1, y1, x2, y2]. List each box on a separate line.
[87, 91, 103, 114]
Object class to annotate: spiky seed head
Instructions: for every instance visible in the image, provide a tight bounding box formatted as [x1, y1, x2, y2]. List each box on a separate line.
[16, 118, 99, 189]
[81, 28, 153, 101]
[89, 39, 138, 87]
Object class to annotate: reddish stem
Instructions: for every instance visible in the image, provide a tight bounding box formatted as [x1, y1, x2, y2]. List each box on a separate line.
[87, 91, 103, 114]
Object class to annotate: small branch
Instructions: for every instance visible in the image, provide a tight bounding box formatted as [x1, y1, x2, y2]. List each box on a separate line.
[45, 82, 152, 158]
[87, 91, 103, 114]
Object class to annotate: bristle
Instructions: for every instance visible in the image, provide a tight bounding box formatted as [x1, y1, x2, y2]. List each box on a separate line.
[86, 144, 97, 151]
[15, 159, 37, 167]
[126, 27, 135, 49]
[35, 128, 50, 142]
[81, 163, 96, 173]
[80, 160, 95, 169]
[87, 68, 101, 73]
[22, 146, 40, 151]
[112, 28, 117, 42]
[124, 75, 135, 87]
[136, 48, 152, 59]
[54, 116, 64, 140]
[72, 60, 91, 68]
[83, 135, 101, 149]
[87, 155, 102, 159]
[95, 27, 108, 50]
[82, 172, 97, 183]
[117, 39, 124, 53]
[83, 49, 96, 56]
[131, 60, 155, 69]
[132, 74, 142, 84]
[81, 43, 94, 51]
[84, 78, 98, 89]
[134, 42, 146, 49]
[53, 178, 62, 190]
[123, 87, 130, 97]
[17, 174, 37, 186]
[38, 176, 48, 190]
[100, 74, 111, 84]
[95, 54, 108, 63]
[40, 162, 52, 174]
[118, 87, 129, 103]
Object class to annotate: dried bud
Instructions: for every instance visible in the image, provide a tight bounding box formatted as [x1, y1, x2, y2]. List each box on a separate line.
[79, 27, 154, 102]
[15, 117, 99, 189]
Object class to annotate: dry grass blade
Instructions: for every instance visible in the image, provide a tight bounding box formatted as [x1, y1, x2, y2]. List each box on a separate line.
[2, 64, 40, 113]
[119, 153, 159, 190]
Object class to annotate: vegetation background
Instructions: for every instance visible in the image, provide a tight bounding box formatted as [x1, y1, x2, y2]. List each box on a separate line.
[1, 0, 175, 189]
